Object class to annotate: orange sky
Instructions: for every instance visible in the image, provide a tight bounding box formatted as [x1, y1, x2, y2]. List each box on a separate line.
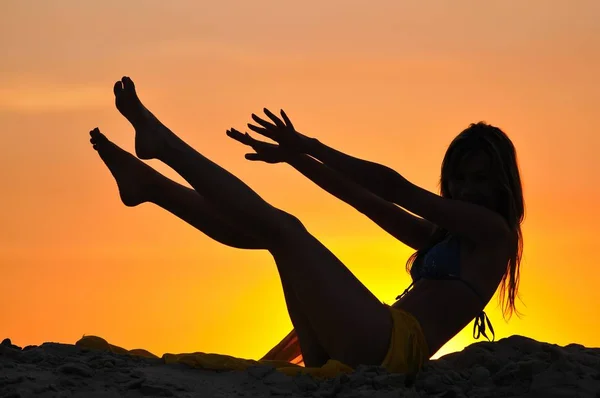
[1, 1, 599, 361]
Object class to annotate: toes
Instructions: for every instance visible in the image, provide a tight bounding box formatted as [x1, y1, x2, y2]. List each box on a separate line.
[89, 127, 107, 144]
[113, 81, 123, 96]
[121, 76, 135, 91]
[90, 134, 99, 150]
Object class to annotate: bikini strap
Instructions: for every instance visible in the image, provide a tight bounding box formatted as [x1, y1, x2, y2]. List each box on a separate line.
[396, 281, 415, 300]
[473, 311, 495, 342]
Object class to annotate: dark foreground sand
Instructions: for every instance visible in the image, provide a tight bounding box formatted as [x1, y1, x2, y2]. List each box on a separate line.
[1, 335, 599, 397]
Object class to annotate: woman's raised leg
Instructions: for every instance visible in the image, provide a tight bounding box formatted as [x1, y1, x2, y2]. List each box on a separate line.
[89, 130, 330, 366]
[112, 77, 393, 367]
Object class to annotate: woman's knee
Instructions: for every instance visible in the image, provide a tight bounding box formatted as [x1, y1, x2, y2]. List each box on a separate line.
[268, 208, 308, 238]
[277, 209, 306, 230]
[243, 204, 304, 246]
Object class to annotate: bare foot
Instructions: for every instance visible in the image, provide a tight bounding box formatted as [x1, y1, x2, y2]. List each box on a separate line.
[113, 76, 170, 160]
[89, 127, 156, 207]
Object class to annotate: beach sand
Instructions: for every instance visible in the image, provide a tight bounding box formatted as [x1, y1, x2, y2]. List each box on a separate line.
[1, 335, 599, 397]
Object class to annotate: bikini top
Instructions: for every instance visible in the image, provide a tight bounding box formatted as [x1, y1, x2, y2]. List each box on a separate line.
[397, 235, 495, 342]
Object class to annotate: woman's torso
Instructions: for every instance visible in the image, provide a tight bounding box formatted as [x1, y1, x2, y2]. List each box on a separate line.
[393, 234, 509, 356]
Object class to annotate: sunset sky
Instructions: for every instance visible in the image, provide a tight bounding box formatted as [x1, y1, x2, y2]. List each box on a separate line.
[1, 1, 599, 361]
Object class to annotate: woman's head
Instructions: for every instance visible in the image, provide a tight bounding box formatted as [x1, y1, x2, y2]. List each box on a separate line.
[407, 122, 525, 320]
[440, 122, 524, 228]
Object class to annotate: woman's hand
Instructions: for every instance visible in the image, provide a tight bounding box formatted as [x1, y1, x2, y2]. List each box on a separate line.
[226, 128, 288, 164]
[248, 108, 313, 153]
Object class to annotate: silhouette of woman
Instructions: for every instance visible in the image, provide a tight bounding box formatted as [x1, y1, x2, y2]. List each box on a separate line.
[90, 76, 524, 375]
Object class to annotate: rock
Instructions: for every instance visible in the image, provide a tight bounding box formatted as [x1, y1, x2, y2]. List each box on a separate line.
[372, 373, 406, 389]
[294, 373, 318, 392]
[470, 365, 491, 385]
[58, 377, 78, 388]
[88, 357, 116, 369]
[22, 349, 46, 364]
[347, 372, 367, 388]
[130, 369, 146, 379]
[125, 377, 146, 389]
[530, 386, 583, 398]
[139, 383, 175, 396]
[365, 391, 404, 398]
[337, 390, 373, 398]
[491, 362, 519, 385]
[530, 369, 579, 393]
[72, 391, 122, 398]
[421, 374, 448, 394]
[363, 371, 378, 379]
[0, 339, 21, 350]
[578, 378, 600, 396]
[435, 390, 457, 398]
[467, 386, 494, 398]
[331, 374, 345, 393]
[247, 364, 275, 379]
[441, 370, 463, 385]
[313, 377, 342, 398]
[0, 345, 24, 361]
[516, 359, 547, 378]
[1, 334, 599, 397]
[354, 364, 386, 380]
[110, 372, 136, 383]
[263, 371, 293, 386]
[33, 384, 55, 394]
[57, 362, 94, 377]
[0, 389, 21, 398]
[0, 375, 24, 387]
[269, 386, 292, 395]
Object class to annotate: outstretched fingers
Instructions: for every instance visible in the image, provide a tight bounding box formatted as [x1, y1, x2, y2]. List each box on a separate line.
[251, 113, 277, 129]
[227, 129, 262, 161]
[263, 108, 286, 128]
[227, 128, 277, 149]
[226, 128, 256, 146]
[245, 153, 264, 161]
[280, 109, 294, 130]
[227, 128, 282, 163]
[247, 123, 278, 142]
[249, 108, 295, 141]
[263, 108, 295, 130]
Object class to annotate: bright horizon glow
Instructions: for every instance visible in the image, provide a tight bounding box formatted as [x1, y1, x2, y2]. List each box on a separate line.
[1, 1, 599, 361]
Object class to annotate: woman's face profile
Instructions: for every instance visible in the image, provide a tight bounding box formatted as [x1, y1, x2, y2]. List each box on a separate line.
[447, 151, 500, 212]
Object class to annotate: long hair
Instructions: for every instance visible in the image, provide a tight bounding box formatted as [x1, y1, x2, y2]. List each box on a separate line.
[406, 122, 525, 320]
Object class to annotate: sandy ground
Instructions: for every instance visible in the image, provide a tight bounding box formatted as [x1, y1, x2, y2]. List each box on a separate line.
[1, 335, 599, 398]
